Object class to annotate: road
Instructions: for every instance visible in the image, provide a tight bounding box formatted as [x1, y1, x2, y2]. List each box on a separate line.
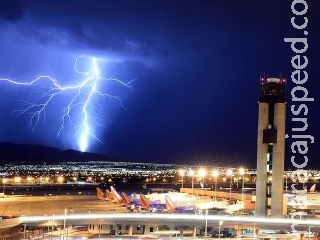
[21, 212, 320, 231]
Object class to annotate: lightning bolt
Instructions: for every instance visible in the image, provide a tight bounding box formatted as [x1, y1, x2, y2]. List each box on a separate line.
[0, 56, 133, 152]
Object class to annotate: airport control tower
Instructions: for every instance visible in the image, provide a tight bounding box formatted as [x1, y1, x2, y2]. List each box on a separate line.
[256, 77, 287, 217]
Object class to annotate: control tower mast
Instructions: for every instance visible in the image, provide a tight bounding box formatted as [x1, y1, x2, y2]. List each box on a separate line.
[256, 77, 287, 217]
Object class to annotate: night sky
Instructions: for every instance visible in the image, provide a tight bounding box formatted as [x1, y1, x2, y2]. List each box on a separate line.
[0, 0, 319, 168]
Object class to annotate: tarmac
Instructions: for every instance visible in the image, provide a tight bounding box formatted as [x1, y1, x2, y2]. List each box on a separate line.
[0, 195, 127, 216]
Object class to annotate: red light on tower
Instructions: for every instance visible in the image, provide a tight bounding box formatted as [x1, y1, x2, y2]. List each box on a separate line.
[280, 78, 287, 85]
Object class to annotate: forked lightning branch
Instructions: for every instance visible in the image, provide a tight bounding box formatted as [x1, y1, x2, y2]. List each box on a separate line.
[0, 56, 133, 152]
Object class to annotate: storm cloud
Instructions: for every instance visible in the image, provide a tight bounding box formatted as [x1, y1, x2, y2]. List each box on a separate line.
[0, 0, 319, 167]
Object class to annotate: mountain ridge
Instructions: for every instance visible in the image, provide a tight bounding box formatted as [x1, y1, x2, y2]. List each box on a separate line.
[0, 142, 114, 165]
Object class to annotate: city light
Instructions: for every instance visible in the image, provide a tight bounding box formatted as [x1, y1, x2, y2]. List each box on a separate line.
[14, 176, 21, 183]
[198, 168, 206, 177]
[57, 176, 64, 183]
[226, 169, 233, 176]
[178, 169, 185, 177]
[188, 169, 195, 177]
[212, 169, 219, 178]
[1, 162, 313, 187]
[87, 176, 93, 182]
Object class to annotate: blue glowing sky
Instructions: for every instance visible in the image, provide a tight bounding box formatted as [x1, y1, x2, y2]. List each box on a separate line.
[0, 0, 319, 166]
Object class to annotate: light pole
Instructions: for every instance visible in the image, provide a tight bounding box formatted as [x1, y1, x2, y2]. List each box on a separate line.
[226, 169, 233, 201]
[23, 223, 26, 239]
[253, 211, 256, 240]
[2, 178, 8, 195]
[189, 170, 195, 192]
[218, 220, 223, 239]
[98, 219, 102, 239]
[204, 209, 208, 239]
[63, 209, 67, 240]
[199, 168, 206, 196]
[239, 168, 245, 204]
[178, 169, 185, 189]
[308, 226, 315, 240]
[50, 215, 55, 240]
[284, 173, 289, 192]
[212, 169, 219, 201]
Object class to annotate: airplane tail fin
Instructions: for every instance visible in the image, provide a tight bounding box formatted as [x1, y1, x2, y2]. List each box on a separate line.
[96, 187, 105, 200]
[121, 192, 132, 205]
[165, 196, 176, 212]
[310, 184, 316, 192]
[140, 194, 150, 210]
[106, 189, 115, 201]
[110, 186, 123, 203]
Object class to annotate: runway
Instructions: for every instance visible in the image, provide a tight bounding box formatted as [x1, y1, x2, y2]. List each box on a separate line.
[0, 195, 127, 216]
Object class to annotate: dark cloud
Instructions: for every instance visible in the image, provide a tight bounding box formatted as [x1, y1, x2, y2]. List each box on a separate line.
[0, 0, 25, 21]
[0, 0, 319, 167]
[10, 0, 171, 65]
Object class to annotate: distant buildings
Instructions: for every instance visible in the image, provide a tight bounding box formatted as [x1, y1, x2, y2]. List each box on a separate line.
[0, 162, 318, 187]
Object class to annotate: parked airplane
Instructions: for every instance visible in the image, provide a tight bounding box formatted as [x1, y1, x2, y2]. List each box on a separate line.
[165, 196, 194, 213]
[121, 192, 133, 205]
[121, 192, 166, 212]
[110, 186, 126, 205]
[110, 187, 159, 210]
[309, 184, 316, 193]
[105, 189, 117, 202]
[96, 187, 106, 201]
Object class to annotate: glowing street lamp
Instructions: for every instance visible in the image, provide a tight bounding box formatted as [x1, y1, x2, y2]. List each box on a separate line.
[57, 176, 64, 183]
[178, 169, 185, 189]
[27, 176, 33, 183]
[14, 176, 21, 183]
[226, 169, 233, 200]
[198, 168, 206, 178]
[239, 167, 245, 204]
[212, 169, 219, 200]
[87, 176, 93, 182]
